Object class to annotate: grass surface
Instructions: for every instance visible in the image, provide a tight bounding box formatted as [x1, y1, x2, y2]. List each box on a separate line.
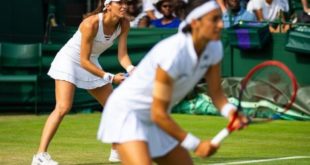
[0, 113, 309, 165]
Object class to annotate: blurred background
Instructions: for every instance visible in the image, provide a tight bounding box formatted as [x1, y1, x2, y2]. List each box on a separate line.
[0, 0, 309, 117]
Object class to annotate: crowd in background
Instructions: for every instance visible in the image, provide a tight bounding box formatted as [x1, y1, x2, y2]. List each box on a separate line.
[122, 0, 310, 33]
[46, 0, 310, 33]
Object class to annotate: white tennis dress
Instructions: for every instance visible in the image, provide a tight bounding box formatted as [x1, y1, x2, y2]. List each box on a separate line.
[97, 32, 223, 158]
[48, 13, 121, 89]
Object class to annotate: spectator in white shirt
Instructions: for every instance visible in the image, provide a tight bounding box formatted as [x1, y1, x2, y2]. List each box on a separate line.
[247, 0, 290, 32]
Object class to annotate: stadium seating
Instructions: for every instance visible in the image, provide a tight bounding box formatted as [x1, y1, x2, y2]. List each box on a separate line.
[0, 43, 42, 113]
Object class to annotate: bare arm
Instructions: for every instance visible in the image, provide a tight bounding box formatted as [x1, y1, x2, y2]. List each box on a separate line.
[216, 0, 227, 12]
[146, 10, 157, 20]
[205, 63, 248, 130]
[151, 66, 187, 142]
[80, 17, 106, 78]
[79, 17, 125, 84]
[302, 0, 310, 13]
[117, 19, 134, 72]
[151, 66, 219, 157]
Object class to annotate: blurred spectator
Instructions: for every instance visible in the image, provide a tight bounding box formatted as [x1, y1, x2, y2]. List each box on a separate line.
[297, 0, 310, 23]
[150, 0, 181, 28]
[217, 0, 249, 12]
[302, 0, 310, 13]
[44, 0, 58, 43]
[127, 0, 142, 21]
[173, 0, 187, 20]
[126, 0, 147, 27]
[217, 0, 228, 12]
[223, 0, 256, 28]
[138, 15, 151, 27]
[142, 0, 162, 20]
[247, 0, 290, 32]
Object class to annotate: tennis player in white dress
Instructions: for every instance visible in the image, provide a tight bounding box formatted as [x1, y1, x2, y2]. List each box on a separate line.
[32, 0, 134, 164]
[97, 0, 247, 164]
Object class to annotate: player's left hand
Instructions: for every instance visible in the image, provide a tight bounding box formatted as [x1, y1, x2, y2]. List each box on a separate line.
[113, 73, 126, 84]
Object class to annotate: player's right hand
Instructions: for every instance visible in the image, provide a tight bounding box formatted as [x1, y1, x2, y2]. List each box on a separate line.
[194, 140, 218, 158]
[113, 73, 126, 84]
[229, 111, 248, 131]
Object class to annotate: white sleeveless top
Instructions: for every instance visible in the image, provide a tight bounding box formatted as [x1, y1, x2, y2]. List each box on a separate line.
[48, 13, 122, 89]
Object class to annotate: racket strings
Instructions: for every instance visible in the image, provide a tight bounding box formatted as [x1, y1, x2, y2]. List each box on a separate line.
[244, 66, 294, 108]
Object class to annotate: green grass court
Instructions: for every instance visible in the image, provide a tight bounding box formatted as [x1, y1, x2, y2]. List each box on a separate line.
[0, 113, 309, 165]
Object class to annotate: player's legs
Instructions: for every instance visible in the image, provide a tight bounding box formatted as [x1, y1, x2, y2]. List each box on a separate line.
[38, 80, 76, 152]
[117, 141, 152, 165]
[154, 145, 193, 165]
[87, 83, 113, 107]
[87, 83, 118, 161]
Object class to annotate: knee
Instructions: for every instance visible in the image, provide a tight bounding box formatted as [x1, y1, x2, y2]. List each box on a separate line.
[54, 103, 72, 118]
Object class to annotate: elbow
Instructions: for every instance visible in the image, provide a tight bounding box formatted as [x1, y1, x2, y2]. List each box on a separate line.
[80, 60, 88, 69]
[151, 110, 167, 124]
[151, 112, 160, 124]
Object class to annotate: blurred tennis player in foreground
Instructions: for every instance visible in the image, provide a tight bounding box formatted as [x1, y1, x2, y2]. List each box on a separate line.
[98, 0, 247, 164]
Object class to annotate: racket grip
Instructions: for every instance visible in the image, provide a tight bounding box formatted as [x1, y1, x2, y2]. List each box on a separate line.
[211, 128, 230, 146]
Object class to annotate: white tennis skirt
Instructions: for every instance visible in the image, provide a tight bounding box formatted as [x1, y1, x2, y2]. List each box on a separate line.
[97, 96, 178, 158]
[47, 53, 109, 90]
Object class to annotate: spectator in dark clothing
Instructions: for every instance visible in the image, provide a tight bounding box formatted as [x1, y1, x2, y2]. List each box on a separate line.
[150, 0, 181, 28]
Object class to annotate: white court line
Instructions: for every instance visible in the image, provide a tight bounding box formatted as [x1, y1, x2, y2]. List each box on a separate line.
[206, 156, 310, 165]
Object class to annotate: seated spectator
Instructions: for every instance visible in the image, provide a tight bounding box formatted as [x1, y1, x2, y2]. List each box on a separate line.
[217, 0, 228, 12]
[127, 0, 146, 27]
[222, 0, 256, 28]
[142, 0, 162, 20]
[297, 0, 310, 23]
[150, 0, 181, 28]
[142, 0, 186, 21]
[247, 0, 290, 32]
[173, 0, 187, 20]
[302, 0, 310, 13]
[138, 15, 151, 27]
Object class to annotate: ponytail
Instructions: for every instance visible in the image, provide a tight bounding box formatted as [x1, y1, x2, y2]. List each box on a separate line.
[83, 0, 106, 19]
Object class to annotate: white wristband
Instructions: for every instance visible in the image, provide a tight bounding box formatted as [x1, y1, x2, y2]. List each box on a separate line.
[221, 103, 236, 118]
[102, 72, 115, 83]
[181, 133, 201, 151]
[126, 65, 135, 73]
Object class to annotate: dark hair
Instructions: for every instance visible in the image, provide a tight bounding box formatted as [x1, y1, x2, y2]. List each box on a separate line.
[155, 0, 172, 12]
[174, 0, 187, 20]
[175, 0, 211, 33]
[83, 0, 106, 19]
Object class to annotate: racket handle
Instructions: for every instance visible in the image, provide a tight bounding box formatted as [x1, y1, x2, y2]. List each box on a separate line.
[211, 128, 230, 146]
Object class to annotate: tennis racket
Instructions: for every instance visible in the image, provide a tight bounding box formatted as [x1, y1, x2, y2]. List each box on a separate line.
[211, 60, 298, 146]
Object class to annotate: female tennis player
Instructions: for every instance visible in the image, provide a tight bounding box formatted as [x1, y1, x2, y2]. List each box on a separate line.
[32, 0, 135, 164]
[98, 0, 247, 164]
